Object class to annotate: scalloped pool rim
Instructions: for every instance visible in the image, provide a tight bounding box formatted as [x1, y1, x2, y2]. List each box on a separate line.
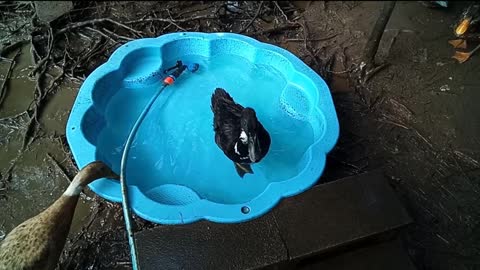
[66, 32, 340, 225]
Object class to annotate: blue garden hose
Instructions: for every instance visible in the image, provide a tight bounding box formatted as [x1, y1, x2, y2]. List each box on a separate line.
[119, 61, 199, 270]
[119, 83, 166, 270]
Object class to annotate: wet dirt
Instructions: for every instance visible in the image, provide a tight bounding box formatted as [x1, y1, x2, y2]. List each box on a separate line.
[307, 2, 480, 270]
[0, 44, 94, 236]
[0, 6, 93, 238]
[1, 1, 479, 270]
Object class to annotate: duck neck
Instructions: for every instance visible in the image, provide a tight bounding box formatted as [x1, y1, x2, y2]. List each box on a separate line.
[39, 191, 80, 267]
[63, 173, 88, 197]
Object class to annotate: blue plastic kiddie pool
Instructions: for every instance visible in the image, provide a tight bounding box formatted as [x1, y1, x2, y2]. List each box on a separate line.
[66, 32, 339, 224]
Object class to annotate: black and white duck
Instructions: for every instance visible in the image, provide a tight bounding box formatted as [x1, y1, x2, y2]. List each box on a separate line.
[211, 88, 271, 178]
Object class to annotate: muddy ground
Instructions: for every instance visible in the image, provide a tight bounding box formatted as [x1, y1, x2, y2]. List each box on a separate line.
[0, 1, 479, 270]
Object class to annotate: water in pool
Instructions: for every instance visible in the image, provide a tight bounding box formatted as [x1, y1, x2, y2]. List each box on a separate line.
[97, 54, 316, 204]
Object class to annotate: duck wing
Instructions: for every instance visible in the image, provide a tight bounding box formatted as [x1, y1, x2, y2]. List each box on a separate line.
[256, 122, 272, 161]
[211, 88, 244, 149]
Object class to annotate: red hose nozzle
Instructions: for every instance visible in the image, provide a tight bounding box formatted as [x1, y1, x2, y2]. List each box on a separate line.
[163, 76, 175, 85]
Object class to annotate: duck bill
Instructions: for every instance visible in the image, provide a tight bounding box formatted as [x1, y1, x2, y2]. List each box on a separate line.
[455, 19, 471, 36]
[248, 136, 258, 162]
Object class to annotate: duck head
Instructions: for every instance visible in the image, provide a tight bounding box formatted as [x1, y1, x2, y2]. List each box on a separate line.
[455, 4, 480, 36]
[240, 108, 262, 162]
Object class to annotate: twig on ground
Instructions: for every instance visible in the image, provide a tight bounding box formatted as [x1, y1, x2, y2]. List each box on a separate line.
[126, 14, 217, 25]
[0, 40, 27, 57]
[378, 118, 410, 130]
[239, 1, 264, 34]
[43, 68, 65, 97]
[1, 151, 24, 189]
[29, 35, 40, 65]
[0, 111, 28, 122]
[299, 20, 318, 64]
[284, 33, 339, 42]
[22, 37, 48, 151]
[177, 4, 215, 17]
[46, 153, 73, 181]
[254, 24, 300, 36]
[56, 18, 144, 38]
[29, 27, 54, 77]
[377, 117, 433, 148]
[413, 130, 433, 149]
[65, 37, 98, 76]
[453, 150, 479, 168]
[329, 155, 366, 174]
[364, 63, 389, 83]
[85, 27, 116, 42]
[0, 109, 28, 134]
[82, 41, 114, 66]
[64, 74, 84, 83]
[362, 1, 397, 66]
[24, 52, 67, 148]
[351, 1, 396, 91]
[451, 152, 480, 195]
[67, 36, 111, 78]
[166, 9, 187, 32]
[0, 49, 21, 109]
[326, 66, 356, 75]
[273, 1, 290, 22]
[101, 28, 134, 41]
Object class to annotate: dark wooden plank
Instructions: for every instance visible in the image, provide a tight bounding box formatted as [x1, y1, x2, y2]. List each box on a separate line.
[136, 215, 287, 270]
[272, 170, 412, 260]
[135, 171, 412, 270]
[295, 238, 417, 270]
